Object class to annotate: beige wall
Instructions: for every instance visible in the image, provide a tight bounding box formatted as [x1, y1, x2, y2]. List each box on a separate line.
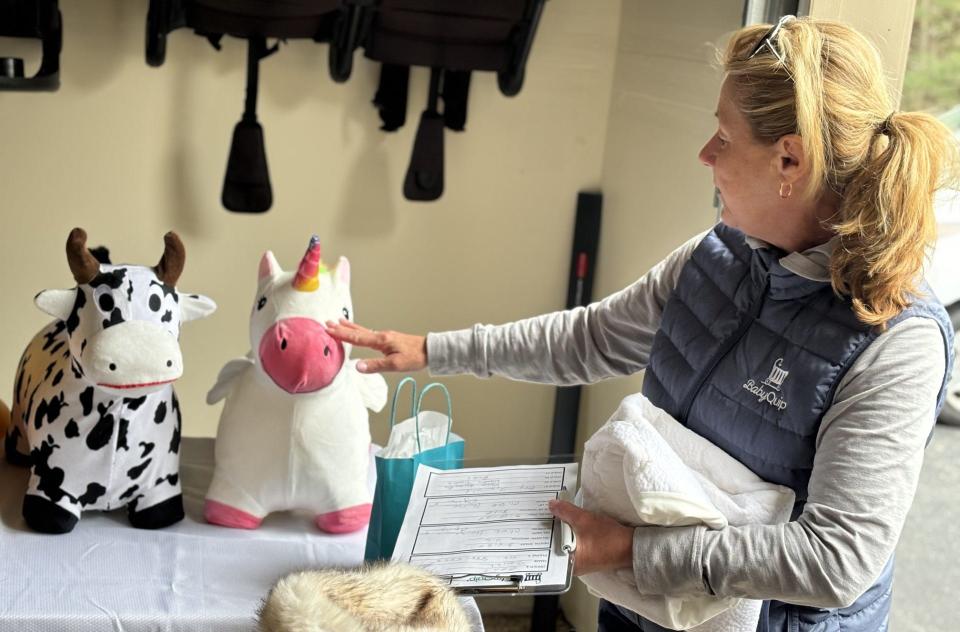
[808, 0, 917, 99]
[559, 2, 744, 629]
[0, 0, 621, 456]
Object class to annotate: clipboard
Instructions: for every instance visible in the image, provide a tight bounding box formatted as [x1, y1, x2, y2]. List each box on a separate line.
[390, 463, 579, 596]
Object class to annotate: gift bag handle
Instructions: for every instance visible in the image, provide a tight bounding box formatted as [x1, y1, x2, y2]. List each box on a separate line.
[414, 382, 453, 454]
[389, 376, 418, 429]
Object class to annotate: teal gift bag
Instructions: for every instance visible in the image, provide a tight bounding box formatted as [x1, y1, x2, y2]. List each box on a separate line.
[364, 378, 464, 561]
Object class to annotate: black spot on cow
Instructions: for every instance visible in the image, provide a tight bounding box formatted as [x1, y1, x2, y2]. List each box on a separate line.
[102, 307, 125, 329]
[65, 419, 80, 438]
[31, 439, 74, 505]
[51, 369, 64, 387]
[80, 339, 87, 355]
[124, 396, 147, 411]
[117, 418, 129, 451]
[149, 294, 162, 312]
[161, 310, 173, 323]
[119, 484, 140, 500]
[80, 386, 95, 416]
[89, 246, 111, 265]
[43, 360, 57, 381]
[90, 268, 126, 290]
[70, 358, 84, 379]
[168, 394, 181, 454]
[66, 288, 86, 335]
[139, 441, 155, 458]
[126, 279, 133, 302]
[49, 340, 65, 356]
[169, 419, 181, 455]
[78, 483, 107, 507]
[86, 404, 115, 451]
[15, 363, 26, 399]
[24, 379, 41, 423]
[127, 458, 152, 480]
[154, 473, 179, 487]
[41, 321, 67, 351]
[154, 401, 167, 425]
[34, 392, 66, 429]
[150, 281, 180, 301]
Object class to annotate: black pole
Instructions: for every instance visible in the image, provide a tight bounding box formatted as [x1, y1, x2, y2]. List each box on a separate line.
[531, 191, 603, 632]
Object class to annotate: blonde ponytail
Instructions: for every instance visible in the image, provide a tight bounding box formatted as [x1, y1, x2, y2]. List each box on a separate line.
[723, 18, 960, 327]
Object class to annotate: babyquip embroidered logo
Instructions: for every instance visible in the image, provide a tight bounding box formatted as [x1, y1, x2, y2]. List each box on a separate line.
[742, 358, 789, 410]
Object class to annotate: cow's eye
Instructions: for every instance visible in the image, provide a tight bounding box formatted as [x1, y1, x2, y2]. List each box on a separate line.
[342, 307, 350, 320]
[98, 293, 115, 312]
[257, 296, 267, 311]
[94, 287, 116, 313]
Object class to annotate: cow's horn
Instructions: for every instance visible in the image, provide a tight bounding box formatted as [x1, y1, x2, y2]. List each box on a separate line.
[155, 232, 185, 286]
[66, 228, 100, 284]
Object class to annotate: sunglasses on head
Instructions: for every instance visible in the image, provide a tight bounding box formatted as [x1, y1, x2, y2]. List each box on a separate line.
[748, 14, 795, 63]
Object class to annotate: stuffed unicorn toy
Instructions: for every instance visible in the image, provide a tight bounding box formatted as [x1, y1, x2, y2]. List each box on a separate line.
[205, 236, 387, 533]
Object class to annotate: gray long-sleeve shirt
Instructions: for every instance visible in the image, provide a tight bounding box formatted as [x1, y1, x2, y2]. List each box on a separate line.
[426, 231, 947, 609]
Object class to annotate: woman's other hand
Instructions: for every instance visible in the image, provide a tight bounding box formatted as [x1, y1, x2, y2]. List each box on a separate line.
[324, 319, 428, 373]
[549, 499, 634, 576]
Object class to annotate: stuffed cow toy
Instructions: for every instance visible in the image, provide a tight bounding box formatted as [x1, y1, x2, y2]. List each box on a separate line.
[205, 235, 387, 533]
[4, 228, 216, 534]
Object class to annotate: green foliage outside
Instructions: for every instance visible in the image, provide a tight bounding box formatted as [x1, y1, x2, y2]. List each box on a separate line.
[902, 0, 960, 129]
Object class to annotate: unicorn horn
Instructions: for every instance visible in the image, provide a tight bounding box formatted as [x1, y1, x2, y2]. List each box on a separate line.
[292, 235, 322, 292]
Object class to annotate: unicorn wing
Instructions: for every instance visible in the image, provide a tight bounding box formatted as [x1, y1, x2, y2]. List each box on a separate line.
[349, 360, 388, 412]
[206, 354, 255, 405]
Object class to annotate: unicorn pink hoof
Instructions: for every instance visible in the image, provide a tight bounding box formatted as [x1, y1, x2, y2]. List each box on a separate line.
[204, 500, 263, 529]
[315, 503, 372, 534]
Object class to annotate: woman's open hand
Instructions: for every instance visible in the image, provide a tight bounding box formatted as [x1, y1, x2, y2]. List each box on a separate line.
[549, 499, 634, 576]
[324, 319, 428, 374]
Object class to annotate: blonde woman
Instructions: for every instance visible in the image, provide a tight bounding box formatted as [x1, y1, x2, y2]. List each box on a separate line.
[327, 16, 958, 632]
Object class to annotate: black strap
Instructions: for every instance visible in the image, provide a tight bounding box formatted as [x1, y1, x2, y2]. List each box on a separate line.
[373, 63, 409, 131]
[440, 69, 470, 131]
[222, 37, 278, 213]
[403, 67, 445, 201]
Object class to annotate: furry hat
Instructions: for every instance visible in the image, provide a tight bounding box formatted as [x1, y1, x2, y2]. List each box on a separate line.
[258, 563, 471, 632]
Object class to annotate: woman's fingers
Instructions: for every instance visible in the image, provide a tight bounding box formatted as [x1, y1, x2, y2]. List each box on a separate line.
[325, 320, 381, 348]
[326, 321, 428, 373]
[548, 499, 633, 576]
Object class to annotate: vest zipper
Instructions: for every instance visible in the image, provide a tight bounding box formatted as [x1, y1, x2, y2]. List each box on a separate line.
[679, 274, 771, 422]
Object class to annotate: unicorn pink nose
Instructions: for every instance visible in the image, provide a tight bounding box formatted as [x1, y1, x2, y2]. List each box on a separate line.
[258, 318, 344, 394]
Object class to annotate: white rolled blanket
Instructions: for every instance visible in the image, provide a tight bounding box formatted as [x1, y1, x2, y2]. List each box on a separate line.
[579, 394, 795, 631]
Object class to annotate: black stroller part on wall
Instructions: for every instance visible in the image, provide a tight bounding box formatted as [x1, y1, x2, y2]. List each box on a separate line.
[144, 0, 359, 212]
[0, 0, 61, 91]
[222, 36, 276, 214]
[358, 0, 548, 201]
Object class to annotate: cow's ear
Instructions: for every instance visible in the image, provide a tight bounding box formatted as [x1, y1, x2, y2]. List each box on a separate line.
[334, 256, 350, 288]
[180, 293, 217, 322]
[35, 289, 76, 321]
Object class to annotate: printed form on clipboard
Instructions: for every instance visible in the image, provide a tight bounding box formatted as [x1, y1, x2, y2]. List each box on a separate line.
[390, 463, 579, 595]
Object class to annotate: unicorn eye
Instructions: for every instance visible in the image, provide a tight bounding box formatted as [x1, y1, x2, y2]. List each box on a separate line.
[257, 296, 267, 311]
[342, 307, 350, 320]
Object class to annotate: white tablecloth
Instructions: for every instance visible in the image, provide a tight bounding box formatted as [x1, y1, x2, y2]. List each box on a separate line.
[0, 437, 483, 631]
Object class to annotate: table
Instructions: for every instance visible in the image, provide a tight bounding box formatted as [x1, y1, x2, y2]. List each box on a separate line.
[0, 438, 484, 631]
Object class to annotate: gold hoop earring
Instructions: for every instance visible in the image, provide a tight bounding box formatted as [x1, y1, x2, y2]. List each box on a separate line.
[779, 182, 793, 199]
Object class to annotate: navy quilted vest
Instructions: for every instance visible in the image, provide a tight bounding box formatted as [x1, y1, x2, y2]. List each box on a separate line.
[631, 224, 953, 632]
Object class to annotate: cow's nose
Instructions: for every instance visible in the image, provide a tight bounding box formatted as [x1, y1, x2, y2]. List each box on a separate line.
[84, 320, 183, 393]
